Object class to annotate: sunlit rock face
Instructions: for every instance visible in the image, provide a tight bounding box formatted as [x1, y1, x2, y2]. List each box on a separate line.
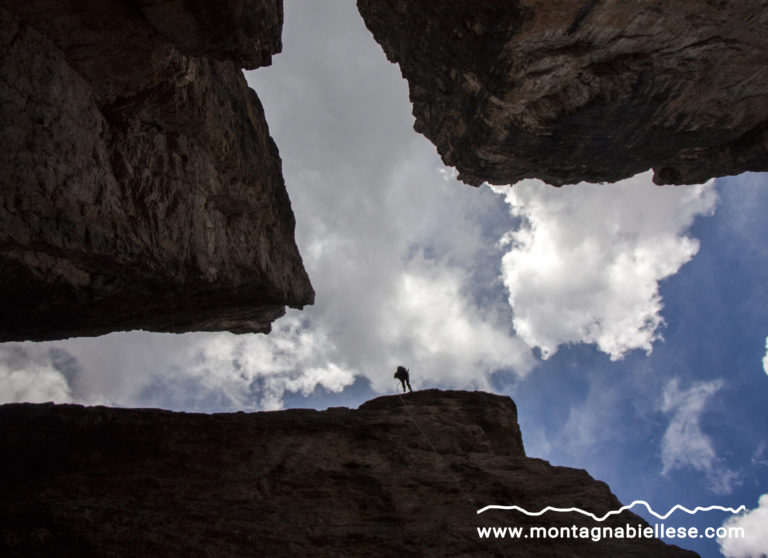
[0, 391, 698, 557]
[357, 0, 768, 186]
[0, 0, 313, 342]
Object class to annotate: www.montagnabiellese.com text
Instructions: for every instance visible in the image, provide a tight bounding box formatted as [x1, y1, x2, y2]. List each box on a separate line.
[477, 523, 744, 543]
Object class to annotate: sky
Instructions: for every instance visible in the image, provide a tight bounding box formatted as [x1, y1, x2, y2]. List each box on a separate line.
[2, 2, 767, 556]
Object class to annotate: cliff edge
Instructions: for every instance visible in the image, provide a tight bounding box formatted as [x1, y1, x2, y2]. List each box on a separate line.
[0, 0, 313, 341]
[358, 0, 768, 186]
[0, 390, 698, 556]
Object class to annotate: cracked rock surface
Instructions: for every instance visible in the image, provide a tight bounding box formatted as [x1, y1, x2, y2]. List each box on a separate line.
[0, 0, 313, 341]
[358, 0, 768, 186]
[0, 391, 698, 557]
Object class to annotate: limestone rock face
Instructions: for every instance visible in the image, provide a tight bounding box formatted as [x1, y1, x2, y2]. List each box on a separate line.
[357, 0, 768, 186]
[0, 0, 313, 341]
[0, 391, 698, 557]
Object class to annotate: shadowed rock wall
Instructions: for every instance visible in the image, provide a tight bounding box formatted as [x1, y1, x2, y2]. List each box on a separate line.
[0, 0, 313, 341]
[0, 391, 698, 557]
[358, 0, 768, 186]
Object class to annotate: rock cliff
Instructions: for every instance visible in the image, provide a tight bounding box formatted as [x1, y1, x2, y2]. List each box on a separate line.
[0, 390, 698, 557]
[0, 0, 313, 341]
[357, 0, 768, 186]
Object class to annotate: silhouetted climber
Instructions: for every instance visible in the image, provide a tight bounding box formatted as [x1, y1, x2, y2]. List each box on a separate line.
[394, 365, 412, 393]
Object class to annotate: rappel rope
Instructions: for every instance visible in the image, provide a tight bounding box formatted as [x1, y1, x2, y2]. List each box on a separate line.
[396, 388, 510, 558]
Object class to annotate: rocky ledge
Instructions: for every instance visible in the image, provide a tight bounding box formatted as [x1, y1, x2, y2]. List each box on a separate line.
[358, 0, 768, 186]
[0, 390, 697, 556]
[0, 0, 313, 341]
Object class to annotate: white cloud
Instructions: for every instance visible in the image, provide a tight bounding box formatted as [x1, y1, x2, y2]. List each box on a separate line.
[0, 1, 723, 414]
[762, 336, 768, 376]
[660, 378, 721, 474]
[173, 320, 357, 410]
[751, 441, 768, 468]
[495, 172, 717, 360]
[0, 320, 356, 411]
[0, 346, 73, 404]
[238, 0, 534, 401]
[719, 494, 768, 558]
[437, 166, 459, 183]
[660, 377, 739, 494]
[375, 256, 532, 391]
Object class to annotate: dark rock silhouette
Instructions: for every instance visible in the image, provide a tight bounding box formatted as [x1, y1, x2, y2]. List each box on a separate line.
[0, 391, 698, 556]
[357, 0, 768, 186]
[0, 0, 313, 341]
